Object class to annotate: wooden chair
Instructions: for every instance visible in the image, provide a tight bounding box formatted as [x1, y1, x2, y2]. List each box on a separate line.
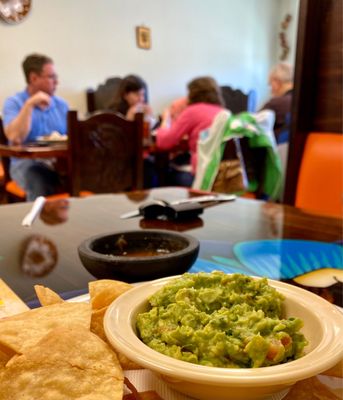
[0, 117, 26, 202]
[295, 133, 343, 218]
[86, 77, 122, 113]
[220, 86, 257, 113]
[67, 110, 144, 196]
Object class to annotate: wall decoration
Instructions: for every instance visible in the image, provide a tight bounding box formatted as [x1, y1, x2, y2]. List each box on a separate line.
[136, 26, 151, 50]
[0, 0, 31, 24]
[279, 13, 292, 61]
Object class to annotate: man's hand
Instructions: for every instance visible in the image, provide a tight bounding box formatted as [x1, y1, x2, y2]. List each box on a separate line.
[4, 91, 52, 142]
[27, 91, 51, 110]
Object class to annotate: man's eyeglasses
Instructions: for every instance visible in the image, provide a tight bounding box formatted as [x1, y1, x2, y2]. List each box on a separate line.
[39, 73, 58, 80]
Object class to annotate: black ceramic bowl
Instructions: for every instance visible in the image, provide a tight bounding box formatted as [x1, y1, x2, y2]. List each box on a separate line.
[78, 229, 200, 283]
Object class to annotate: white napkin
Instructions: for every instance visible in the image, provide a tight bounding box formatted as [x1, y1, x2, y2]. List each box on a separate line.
[124, 369, 290, 400]
[124, 369, 193, 399]
[21, 196, 46, 227]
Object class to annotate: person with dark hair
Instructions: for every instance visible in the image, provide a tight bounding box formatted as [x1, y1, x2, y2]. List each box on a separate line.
[2, 53, 68, 201]
[111, 74, 156, 128]
[111, 74, 158, 188]
[260, 63, 293, 143]
[155, 76, 224, 186]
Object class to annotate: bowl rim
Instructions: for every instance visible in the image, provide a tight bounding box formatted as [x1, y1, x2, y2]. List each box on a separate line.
[104, 274, 343, 386]
[78, 229, 200, 261]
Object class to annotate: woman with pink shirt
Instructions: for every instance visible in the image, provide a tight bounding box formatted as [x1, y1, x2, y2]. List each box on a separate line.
[156, 76, 224, 186]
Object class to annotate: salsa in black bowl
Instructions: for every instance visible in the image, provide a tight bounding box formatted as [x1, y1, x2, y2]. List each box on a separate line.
[78, 229, 200, 283]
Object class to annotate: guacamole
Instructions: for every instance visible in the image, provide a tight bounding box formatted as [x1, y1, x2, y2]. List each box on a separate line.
[136, 272, 308, 368]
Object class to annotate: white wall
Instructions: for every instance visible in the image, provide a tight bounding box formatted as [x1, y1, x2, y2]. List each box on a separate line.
[0, 0, 299, 115]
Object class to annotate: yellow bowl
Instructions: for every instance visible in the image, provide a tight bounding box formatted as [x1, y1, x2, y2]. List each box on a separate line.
[104, 275, 343, 400]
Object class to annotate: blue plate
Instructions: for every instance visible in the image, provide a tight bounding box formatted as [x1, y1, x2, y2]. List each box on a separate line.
[190, 239, 343, 280]
[233, 239, 343, 279]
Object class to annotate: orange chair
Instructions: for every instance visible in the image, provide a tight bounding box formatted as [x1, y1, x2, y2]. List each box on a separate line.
[0, 159, 4, 185]
[295, 133, 343, 218]
[0, 118, 27, 202]
[1, 117, 63, 201]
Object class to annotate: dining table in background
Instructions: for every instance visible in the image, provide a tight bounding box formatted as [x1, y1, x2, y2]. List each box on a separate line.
[0, 141, 70, 198]
[0, 142, 68, 159]
[0, 137, 172, 190]
[0, 186, 342, 399]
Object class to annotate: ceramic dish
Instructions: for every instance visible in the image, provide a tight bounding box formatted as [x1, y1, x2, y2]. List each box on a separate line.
[104, 275, 343, 400]
[78, 230, 200, 283]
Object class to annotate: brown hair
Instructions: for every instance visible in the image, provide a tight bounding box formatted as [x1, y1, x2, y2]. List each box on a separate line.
[22, 54, 53, 84]
[187, 76, 224, 106]
[111, 74, 148, 115]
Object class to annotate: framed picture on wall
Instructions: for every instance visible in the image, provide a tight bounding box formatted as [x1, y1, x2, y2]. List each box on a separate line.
[136, 26, 151, 50]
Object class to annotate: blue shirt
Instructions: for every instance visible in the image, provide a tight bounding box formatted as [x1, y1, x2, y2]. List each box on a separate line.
[2, 89, 69, 144]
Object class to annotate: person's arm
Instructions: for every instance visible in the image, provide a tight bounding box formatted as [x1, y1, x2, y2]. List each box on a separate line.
[160, 108, 171, 129]
[259, 97, 276, 112]
[156, 107, 193, 150]
[126, 104, 138, 121]
[4, 91, 51, 144]
[126, 103, 153, 120]
[126, 103, 158, 129]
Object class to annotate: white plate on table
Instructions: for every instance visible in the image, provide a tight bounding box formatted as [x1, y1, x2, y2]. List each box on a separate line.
[36, 133, 68, 144]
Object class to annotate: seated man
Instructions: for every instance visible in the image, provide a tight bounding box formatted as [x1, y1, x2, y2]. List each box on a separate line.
[2, 53, 69, 201]
[260, 62, 293, 143]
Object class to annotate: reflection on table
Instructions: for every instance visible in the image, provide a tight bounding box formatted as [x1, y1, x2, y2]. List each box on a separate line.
[0, 187, 342, 399]
[0, 187, 341, 303]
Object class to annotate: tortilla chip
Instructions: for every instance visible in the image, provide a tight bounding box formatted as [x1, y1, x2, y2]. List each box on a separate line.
[91, 306, 108, 341]
[284, 376, 339, 400]
[90, 306, 142, 370]
[0, 326, 123, 400]
[0, 302, 91, 354]
[89, 279, 132, 310]
[0, 348, 13, 368]
[34, 284, 64, 306]
[322, 359, 343, 378]
[117, 352, 143, 371]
